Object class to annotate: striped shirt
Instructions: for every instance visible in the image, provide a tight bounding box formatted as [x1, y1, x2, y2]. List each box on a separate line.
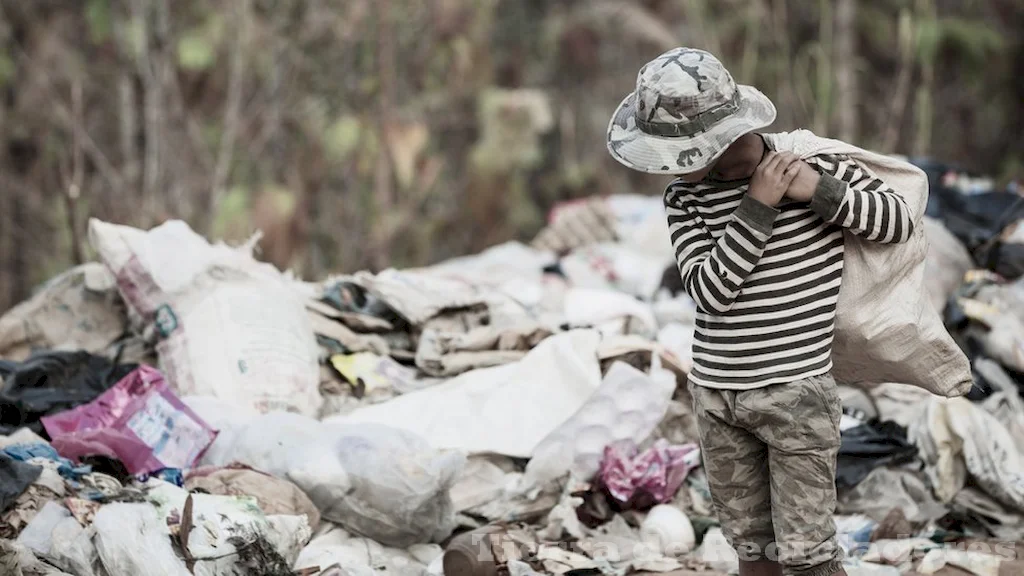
[666, 153, 915, 389]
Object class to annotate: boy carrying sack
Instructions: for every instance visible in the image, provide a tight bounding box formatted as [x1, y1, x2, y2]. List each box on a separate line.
[607, 47, 971, 576]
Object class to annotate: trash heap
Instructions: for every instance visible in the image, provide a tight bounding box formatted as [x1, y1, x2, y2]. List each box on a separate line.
[1, 171, 1024, 576]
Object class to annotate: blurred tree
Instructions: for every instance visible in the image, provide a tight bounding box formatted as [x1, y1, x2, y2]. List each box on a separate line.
[0, 0, 1020, 313]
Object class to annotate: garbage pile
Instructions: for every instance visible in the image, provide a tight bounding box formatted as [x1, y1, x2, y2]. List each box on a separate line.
[0, 179, 1023, 575]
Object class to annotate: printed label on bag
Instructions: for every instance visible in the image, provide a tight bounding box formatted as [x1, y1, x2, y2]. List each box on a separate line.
[125, 393, 213, 469]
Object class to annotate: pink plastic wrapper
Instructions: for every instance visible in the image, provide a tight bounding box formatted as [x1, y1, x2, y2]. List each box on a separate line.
[598, 439, 701, 507]
[41, 366, 217, 475]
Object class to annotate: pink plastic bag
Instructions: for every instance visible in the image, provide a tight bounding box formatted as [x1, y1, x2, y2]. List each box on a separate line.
[42, 366, 216, 475]
[598, 439, 701, 508]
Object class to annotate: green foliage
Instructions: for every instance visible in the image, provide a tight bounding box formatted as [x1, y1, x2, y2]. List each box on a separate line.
[937, 18, 1005, 65]
[324, 116, 362, 161]
[85, 0, 112, 44]
[0, 53, 13, 89]
[1, 0, 1022, 313]
[177, 32, 216, 71]
[213, 186, 251, 241]
[120, 18, 146, 60]
[916, 18, 942, 64]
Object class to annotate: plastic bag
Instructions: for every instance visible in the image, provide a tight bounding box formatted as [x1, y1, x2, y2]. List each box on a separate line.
[43, 515, 103, 576]
[42, 366, 216, 475]
[192, 410, 324, 476]
[0, 351, 136, 435]
[559, 244, 669, 299]
[15, 501, 69, 554]
[765, 131, 973, 396]
[289, 423, 465, 547]
[598, 439, 701, 508]
[194, 407, 465, 548]
[146, 480, 311, 575]
[88, 218, 321, 416]
[294, 525, 427, 576]
[92, 503, 192, 576]
[923, 217, 974, 312]
[837, 421, 918, 488]
[341, 330, 604, 458]
[523, 362, 675, 490]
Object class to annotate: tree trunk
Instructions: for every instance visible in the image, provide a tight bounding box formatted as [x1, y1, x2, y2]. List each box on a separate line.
[834, 0, 857, 143]
[768, 0, 798, 128]
[209, 0, 250, 229]
[913, 0, 936, 157]
[371, 0, 396, 270]
[881, 9, 915, 154]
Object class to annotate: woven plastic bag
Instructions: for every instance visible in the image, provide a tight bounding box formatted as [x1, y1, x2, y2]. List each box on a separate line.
[88, 218, 321, 416]
[765, 131, 972, 396]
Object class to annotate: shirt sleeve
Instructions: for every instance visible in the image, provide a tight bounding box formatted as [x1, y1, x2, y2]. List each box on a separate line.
[664, 184, 778, 314]
[807, 154, 916, 244]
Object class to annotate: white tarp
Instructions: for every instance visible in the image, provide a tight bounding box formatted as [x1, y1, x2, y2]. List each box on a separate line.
[337, 330, 603, 457]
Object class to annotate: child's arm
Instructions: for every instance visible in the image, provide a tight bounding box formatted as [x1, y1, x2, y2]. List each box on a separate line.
[665, 186, 776, 314]
[806, 154, 916, 244]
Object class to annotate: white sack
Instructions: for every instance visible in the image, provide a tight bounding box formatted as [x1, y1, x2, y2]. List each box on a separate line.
[908, 397, 1024, 511]
[88, 218, 321, 416]
[923, 217, 973, 312]
[765, 131, 972, 396]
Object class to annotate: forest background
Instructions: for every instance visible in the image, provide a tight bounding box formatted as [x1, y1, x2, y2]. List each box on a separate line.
[0, 0, 1021, 312]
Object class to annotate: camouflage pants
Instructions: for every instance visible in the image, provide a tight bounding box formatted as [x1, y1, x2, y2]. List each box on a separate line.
[691, 374, 844, 576]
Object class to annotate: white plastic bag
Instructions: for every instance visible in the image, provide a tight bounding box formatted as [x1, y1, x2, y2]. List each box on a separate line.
[89, 218, 321, 416]
[293, 525, 426, 576]
[563, 289, 657, 336]
[289, 423, 465, 547]
[16, 501, 69, 555]
[146, 480, 312, 575]
[48, 518, 102, 576]
[190, 407, 325, 476]
[92, 503, 191, 576]
[522, 362, 675, 489]
[559, 244, 669, 299]
[191, 405, 465, 548]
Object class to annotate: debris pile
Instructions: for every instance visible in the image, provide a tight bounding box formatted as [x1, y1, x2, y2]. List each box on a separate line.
[1, 164, 1023, 575]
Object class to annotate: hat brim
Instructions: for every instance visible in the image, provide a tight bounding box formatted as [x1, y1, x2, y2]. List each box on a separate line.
[606, 85, 777, 175]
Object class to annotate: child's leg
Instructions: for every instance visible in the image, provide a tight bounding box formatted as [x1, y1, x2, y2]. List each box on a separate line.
[691, 383, 778, 571]
[743, 374, 845, 576]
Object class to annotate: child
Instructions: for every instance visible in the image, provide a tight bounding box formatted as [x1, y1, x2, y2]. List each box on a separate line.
[607, 47, 915, 576]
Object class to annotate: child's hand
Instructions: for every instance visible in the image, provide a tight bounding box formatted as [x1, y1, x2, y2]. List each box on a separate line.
[747, 151, 803, 207]
[784, 161, 822, 202]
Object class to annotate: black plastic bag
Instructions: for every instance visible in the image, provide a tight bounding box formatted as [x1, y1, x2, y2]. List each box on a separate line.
[0, 350, 136, 436]
[837, 420, 918, 488]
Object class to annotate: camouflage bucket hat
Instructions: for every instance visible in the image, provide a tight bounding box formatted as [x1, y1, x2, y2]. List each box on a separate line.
[607, 47, 777, 175]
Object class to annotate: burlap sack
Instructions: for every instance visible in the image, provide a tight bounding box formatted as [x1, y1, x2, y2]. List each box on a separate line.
[765, 130, 972, 397]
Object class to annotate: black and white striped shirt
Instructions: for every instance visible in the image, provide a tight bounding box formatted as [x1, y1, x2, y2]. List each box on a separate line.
[666, 153, 915, 389]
